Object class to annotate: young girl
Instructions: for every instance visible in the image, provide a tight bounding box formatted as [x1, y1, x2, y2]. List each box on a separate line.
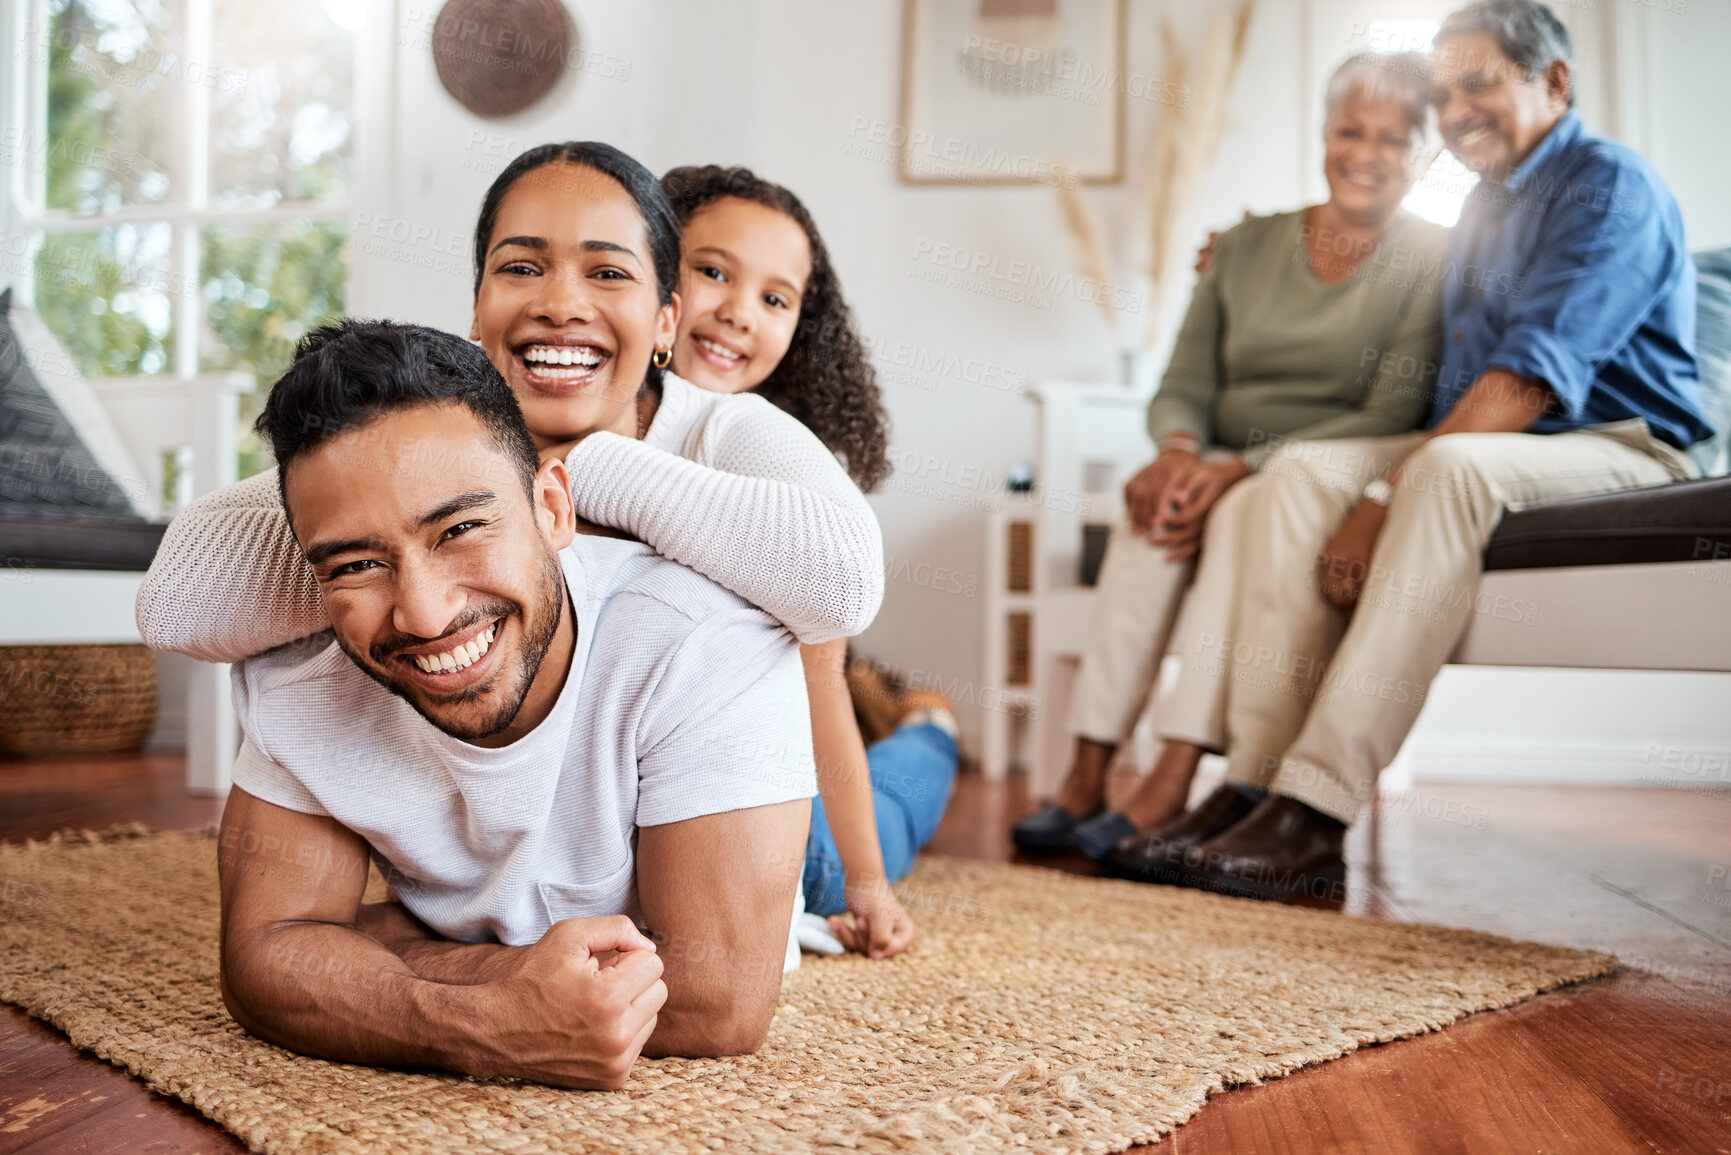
[139, 143, 949, 959]
[660, 166, 960, 959]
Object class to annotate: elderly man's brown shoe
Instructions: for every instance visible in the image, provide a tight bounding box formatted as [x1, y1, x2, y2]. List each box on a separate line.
[1181, 795, 1348, 903]
[1104, 784, 1259, 885]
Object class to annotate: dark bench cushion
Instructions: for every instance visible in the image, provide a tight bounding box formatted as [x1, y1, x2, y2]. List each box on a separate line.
[0, 514, 167, 571]
[1483, 475, 1731, 571]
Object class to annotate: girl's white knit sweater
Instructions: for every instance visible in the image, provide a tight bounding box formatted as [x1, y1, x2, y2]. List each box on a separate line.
[136, 373, 885, 660]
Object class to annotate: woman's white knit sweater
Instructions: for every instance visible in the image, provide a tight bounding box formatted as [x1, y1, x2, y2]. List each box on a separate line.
[136, 373, 885, 660]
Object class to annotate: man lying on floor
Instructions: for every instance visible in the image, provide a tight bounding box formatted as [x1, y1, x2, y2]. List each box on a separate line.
[211, 319, 815, 1089]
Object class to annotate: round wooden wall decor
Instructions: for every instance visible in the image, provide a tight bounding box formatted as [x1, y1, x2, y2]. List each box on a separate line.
[432, 0, 576, 119]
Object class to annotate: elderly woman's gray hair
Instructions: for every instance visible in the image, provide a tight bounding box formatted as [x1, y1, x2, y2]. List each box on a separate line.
[1324, 51, 1435, 137]
[1438, 0, 1574, 106]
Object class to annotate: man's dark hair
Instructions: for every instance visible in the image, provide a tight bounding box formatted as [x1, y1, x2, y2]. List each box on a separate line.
[1438, 0, 1575, 107]
[256, 319, 540, 509]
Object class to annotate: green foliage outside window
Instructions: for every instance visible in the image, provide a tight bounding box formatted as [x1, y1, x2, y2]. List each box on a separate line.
[31, 0, 350, 481]
[202, 222, 347, 477]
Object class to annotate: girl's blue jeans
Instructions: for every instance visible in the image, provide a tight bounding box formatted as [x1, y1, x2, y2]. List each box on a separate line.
[801, 722, 959, 917]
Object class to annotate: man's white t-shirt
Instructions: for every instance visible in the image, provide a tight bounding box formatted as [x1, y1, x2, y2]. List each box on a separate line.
[230, 535, 817, 947]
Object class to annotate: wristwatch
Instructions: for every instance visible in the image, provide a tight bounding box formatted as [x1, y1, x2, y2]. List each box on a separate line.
[1362, 478, 1394, 507]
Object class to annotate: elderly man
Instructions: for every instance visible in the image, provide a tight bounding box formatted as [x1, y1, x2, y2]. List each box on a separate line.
[1113, 0, 1712, 900]
[212, 319, 814, 1088]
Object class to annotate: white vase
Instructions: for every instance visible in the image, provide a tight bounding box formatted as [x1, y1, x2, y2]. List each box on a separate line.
[1118, 346, 1156, 392]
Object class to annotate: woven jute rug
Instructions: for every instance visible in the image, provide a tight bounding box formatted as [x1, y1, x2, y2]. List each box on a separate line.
[1, 828, 1614, 1154]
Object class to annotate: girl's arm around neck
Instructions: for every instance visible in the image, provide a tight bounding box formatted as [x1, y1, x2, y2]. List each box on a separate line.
[136, 470, 329, 662]
[562, 389, 885, 643]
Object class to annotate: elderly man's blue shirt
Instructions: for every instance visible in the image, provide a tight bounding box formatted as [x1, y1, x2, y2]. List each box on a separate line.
[1432, 111, 1711, 449]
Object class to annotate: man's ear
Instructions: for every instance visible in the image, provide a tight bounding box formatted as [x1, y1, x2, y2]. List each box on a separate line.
[532, 456, 577, 551]
[1543, 58, 1572, 110]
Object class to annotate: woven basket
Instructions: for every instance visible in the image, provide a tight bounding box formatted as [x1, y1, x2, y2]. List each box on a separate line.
[0, 644, 159, 756]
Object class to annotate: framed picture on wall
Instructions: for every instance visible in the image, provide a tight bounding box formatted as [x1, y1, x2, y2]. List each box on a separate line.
[900, 0, 1126, 186]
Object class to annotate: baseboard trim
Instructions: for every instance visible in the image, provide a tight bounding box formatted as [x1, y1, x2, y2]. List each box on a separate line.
[1397, 736, 1731, 789]
[145, 723, 187, 753]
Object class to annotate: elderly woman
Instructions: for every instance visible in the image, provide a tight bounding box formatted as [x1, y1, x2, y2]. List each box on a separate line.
[1013, 51, 1449, 864]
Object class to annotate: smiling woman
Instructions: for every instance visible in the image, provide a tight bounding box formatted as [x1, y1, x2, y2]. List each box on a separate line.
[468, 148, 679, 446]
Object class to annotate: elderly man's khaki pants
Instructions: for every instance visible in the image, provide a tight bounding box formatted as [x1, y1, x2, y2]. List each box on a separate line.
[1219, 422, 1697, 823]
[1067, 471, 1266, 751]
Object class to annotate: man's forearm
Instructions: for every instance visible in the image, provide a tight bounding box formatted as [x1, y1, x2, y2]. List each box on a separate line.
[222, 921, 506, 1077]
[634, 800, 811, 1059]
[1435, 370, 1554, 436]
[1387, 370, 1552, 484]
[357, 901, 517, 984]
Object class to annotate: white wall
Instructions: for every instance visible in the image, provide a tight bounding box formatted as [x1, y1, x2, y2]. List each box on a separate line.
[1638, 0, 1731, 248]
[356, 0, 1731, 759]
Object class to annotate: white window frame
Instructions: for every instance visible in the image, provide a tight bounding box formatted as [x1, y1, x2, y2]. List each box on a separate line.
[0, 0, 394, 375]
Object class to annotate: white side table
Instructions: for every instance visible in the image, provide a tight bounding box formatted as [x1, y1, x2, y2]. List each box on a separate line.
[978, 382, 1154, 795]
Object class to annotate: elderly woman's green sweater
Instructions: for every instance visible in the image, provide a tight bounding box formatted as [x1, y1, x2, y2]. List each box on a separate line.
[1146, 208, 1450, 469]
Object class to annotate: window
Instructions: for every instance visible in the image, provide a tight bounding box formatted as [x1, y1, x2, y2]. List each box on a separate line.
[1363, 18, 1478, 227]
[4, 0, 361, 482]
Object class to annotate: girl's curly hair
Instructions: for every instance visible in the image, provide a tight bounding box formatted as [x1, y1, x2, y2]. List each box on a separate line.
[661, 165, 891, 493]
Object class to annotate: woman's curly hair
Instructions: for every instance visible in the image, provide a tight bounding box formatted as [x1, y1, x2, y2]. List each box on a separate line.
[661, 165, 891, 493]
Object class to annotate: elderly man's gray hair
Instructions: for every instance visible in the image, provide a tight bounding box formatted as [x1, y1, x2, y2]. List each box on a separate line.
[1324, 51, 1435, 137]
[1437, 0, 1575, 107]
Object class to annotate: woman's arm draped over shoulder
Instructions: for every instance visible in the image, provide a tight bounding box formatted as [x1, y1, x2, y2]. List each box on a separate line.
[563, 394, 885, 644]
[136, 470, 328, 662]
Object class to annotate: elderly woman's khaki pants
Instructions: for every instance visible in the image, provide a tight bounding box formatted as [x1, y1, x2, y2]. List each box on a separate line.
[1067, 472, 1265, 752]
[1220, 423, 1697, 823]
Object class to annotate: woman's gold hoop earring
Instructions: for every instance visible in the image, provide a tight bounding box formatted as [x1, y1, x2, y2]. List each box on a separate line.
[652, 347, 672, 369]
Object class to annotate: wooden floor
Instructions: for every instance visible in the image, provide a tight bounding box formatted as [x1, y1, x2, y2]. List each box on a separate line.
[3, 754, 1729, 1154]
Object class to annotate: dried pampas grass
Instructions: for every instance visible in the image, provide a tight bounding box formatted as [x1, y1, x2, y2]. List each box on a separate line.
[1057, 172, 1121, 337]
[1142, 0, 1256, 348]
[1050, 1, 1256, 355]
[1050, 2, 1256, 355]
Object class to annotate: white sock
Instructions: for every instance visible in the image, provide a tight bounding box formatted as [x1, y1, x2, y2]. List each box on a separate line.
[899, 708, 958, 740]
[796, 912, 846, 956]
